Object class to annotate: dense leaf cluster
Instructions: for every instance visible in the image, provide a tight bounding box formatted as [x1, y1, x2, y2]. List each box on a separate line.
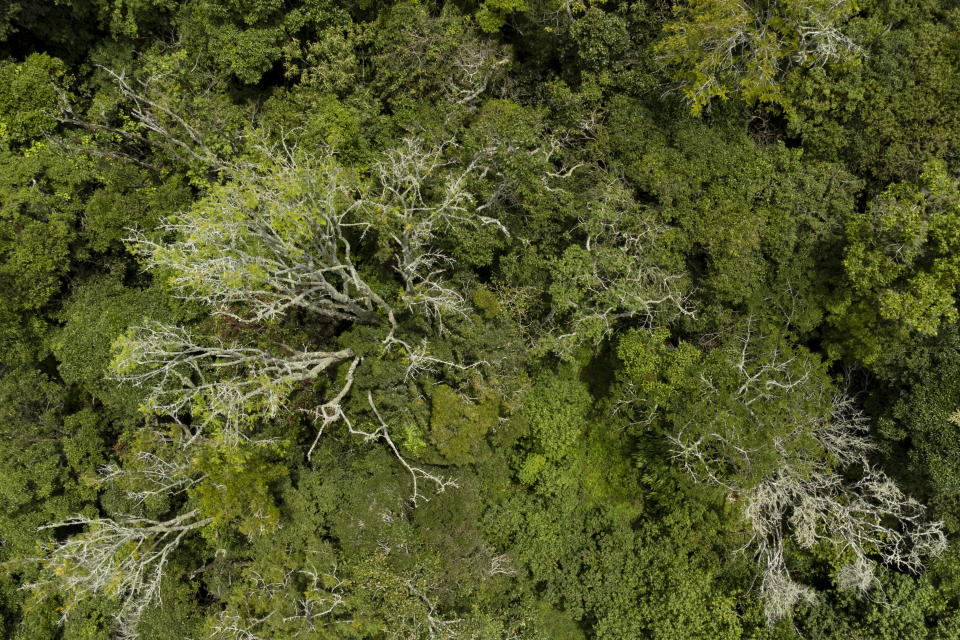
[2, 1, 960, 638]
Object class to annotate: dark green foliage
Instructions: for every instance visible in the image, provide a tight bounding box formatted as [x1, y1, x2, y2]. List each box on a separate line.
[52, 275, 169, 409]
[785, 4, 960, 186]
[3, 0, 960, 638]
[827, 161, 960, 365]
[0, 148, 88, 313]
[878, 325, 960, 533]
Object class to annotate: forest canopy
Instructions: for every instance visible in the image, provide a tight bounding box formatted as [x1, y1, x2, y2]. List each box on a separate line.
[3, 0, 960, 638]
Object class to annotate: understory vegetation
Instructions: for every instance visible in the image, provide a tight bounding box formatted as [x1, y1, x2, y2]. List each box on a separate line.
[3, 0, 960, 638]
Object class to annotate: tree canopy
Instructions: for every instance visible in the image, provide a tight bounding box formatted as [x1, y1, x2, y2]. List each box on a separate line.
[2, 1, 960, 639]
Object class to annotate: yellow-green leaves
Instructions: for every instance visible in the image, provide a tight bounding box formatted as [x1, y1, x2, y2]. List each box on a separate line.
[191, 439, 286, 539]
[520, 368, 592, 463]
[476, 0, 529, 33]
[428, 384, 499, 465]
[0, 53, 67, 145]
[657, 0, 861, 114]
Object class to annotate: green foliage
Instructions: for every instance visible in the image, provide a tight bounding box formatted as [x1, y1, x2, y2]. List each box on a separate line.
[877, 325, 960, 532]
[605, 97, 859, 335]
[0, 147, 91, 313]
[519, 366, 592, 463]
[616, 327, 701, 406]
[783, 6, 960, 185]
[191, 439, 288, 539]
[429, 384, 498, 465]
[0, 54, 66, 145]
[829, 160, 960, 364]
[82, 166, 191, 253]
[52, 275, 168, 409]
[795, 566, 956, 640]
[4, 1, 960, 637]
[569, 8, 631, 76]
[0, 369, 107, 555]
[477, 0, 528, 33]
[657, 0, 862, 114]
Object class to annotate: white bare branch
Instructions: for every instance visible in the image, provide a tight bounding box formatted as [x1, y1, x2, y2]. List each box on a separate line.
[112, 320, 353, 432]
[367, 391, 458, 505]
[444, 37, 510, 107]
[96, 65, 226, 168]
[305, 356, 361, 462]
[547, 177, 694, 353]
[669, 325, 946, 623]
[745, 460, 946, 624]
[130, 151, 389, 326]
[27, 510, 212, 637]
[400, 579, 463, 640]
[369, 137, 507, 332]
[99, 445, 205, 508]
[659, 0, 862, 110]
[208, 564, 346, 640]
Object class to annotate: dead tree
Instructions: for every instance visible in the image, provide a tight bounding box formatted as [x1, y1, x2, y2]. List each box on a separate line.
[27, 510, 212, 638]
[670, 323, 947, 623]
[112, 320, 354, 436]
